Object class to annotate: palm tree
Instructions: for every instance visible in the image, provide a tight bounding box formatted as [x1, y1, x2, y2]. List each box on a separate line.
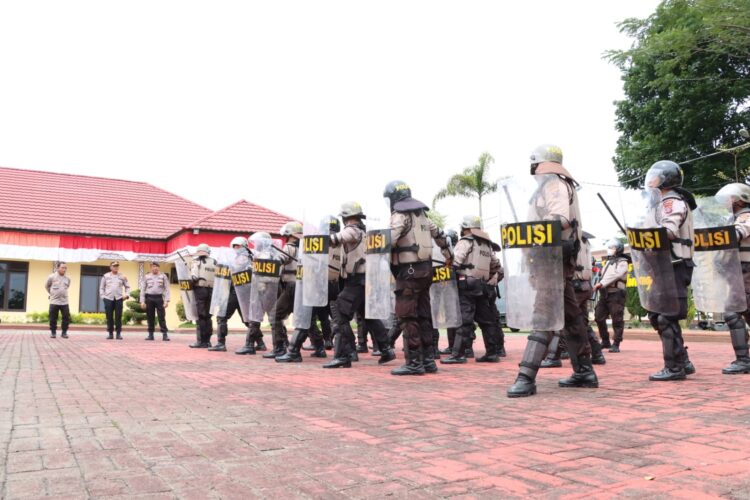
[433, 152, 497, 223]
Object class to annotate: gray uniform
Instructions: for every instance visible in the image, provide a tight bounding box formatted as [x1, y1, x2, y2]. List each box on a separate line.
[140, 272, 171, 337]
[46, 272, 71, 336]
[100, 272, 131, 337]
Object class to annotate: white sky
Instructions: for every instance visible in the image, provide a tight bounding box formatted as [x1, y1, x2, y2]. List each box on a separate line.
[0, 0, 659, 247]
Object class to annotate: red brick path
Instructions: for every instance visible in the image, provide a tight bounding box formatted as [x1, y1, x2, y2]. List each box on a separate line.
[1, 331, 749, 498]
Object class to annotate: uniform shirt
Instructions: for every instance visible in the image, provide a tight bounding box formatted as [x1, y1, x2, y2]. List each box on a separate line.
[100, 272, 131, 300]
[388, 211, 448, 265]
[656, 190, 694, 261]
[331, 223, 366, 278]
[45, 273, 71, 305]
[599, 257, 629, 289]
[280, 242, 299, 283]
[733, 209, 750, 263]
[453, 236, 502, 282]
[190, 257, 216, 287]
[140, 272, 171, 302]
[531, 168, 582, 242]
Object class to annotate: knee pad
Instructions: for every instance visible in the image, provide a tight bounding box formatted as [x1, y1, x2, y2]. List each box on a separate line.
[725, 312, 746, 331]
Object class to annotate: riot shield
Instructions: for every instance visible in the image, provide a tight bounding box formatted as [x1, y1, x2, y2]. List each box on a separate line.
[175, 259, 198, 322]
[302, 215, 330, 307]
[429, 241, 460, 329]
[248, 236, 282, 323]
[691, 198, 745, 313]
[365, 205, 392, 320]
[498, 175, 564, 331]
[625, 189, 679, 315]
[293, 265, 313, 329]
[229, 252, 253, 321]
[209, 262, 232, 318]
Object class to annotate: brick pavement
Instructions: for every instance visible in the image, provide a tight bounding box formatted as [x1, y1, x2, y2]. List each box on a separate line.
[1, 330, 750, 499]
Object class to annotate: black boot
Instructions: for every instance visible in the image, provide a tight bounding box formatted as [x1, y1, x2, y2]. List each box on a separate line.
[116, 333, 123, 340]
[255, 338, 267, 351]
[310, 336, 327, 358]
[440, 335, 467, 364]
[597, 322, 611, 348]
[649, 316, 686, 381]
[145, 333, 154, 341]
[559, 356, 599, 388]
[465, 337, 475, 359]
[106, 332, 114, 340]
[507, 331, 552, 398]
[432, 329, 441, 360]
[162, 332, 170, 341]
[235, 332, 256, 355]
[439, 328, 455, 355]
[723, 317, 750, 374]
[476, 329, 500, 363]
[377, 345, 396, 364]
[276, 330, 306, 363]
[540, 356, 562, 368]
[189, 328, 205, 347]
[208, 339, 226, 352]
[61, 332, 68, 339]
[423, 344, 438, 374]
[497, 328, 506, 357]
[323, 334, 352, 368]
[50, 330, 56, 339]
[391, 345, 425, 375]
[263, 341, 286, 359]
[356, 342, 368, 354]
[608, 343, 620, 353]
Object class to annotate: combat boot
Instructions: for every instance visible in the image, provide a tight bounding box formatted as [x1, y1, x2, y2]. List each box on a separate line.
[649, 367, 686, 381]
[507, 374, 536, 397]
[61, 332, 68, 339]
[50, 330, 56, 339]
[540, 357, 562, 368]
[423, 345, 438, 374]
[476, 338, 500, 363]
[559, 356, 599, 388]
[323, 335, 351, 368]
[162, 332, 170, 341]
[506, 331, 552, 398]
[263, 340, 286, 359]
[208, 341, 226, 352]
[440, 335, 467, 364]
[439, 328, 455, 355]
[276, 330, 306, 363]
[391, 346, 425, 376]
[235, 332, 256, 355]
[377, 345, 396, 364]
[145, 333, 154, 341]
[723, 318, 750, 374]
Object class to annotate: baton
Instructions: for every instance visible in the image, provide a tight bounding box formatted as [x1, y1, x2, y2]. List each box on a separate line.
[597, 193, 627, 235]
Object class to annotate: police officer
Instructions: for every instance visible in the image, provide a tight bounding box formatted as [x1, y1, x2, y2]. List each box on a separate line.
[384, 181, 450, 375]
[139, 262, 171, 341]
[235, 233, 272, 355]
[714, 183, 750, 374]
[323, 202, 396, 368]
[594, 239, 629, 352]
[441, 215, 504, 365]
[209, 237, 248, 352]
[644, 161, 696, 381]
[264, 222, 301, 358]
[573, 232, 606, 364]
[438, 230, 461, 356]
[190, 244, 216, 348]
[45, 262, 71, 339]
[101, 261, 131, 340]
[508, 145, 598, 397]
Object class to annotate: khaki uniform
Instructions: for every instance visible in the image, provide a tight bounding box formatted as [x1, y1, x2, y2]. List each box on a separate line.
[733, 209, 750, 320]
[46, 272, 71, 335]
[272, 241, 300, 347]
[190, 256, 216, 344]
[140, 272, 170, 335]
[100, 272, 131, 336]
[595, 256, 628, 347]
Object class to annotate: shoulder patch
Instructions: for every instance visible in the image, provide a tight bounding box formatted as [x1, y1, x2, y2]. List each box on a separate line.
[663, 199, 674, 214]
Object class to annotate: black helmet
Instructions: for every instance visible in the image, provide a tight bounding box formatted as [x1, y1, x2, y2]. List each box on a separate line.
[328, 215, 341, 233]
[445, 229, 459, 247]
[645, 160, 683, 189]
[383, 180, 411, 205]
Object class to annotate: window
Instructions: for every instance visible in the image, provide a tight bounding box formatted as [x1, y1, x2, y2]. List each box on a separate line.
[0, 261, 29, 311]
[79, 265, 110, 313]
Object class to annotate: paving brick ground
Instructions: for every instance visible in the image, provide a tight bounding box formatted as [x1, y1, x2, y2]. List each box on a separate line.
[1, 330, 750, 499]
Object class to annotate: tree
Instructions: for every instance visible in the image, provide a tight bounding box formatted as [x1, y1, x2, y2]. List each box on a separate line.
[123, 289, 147, 325]
[426, 209, 446, 229]
[607, 0, 750, 191]
[433, 152, 497, 222]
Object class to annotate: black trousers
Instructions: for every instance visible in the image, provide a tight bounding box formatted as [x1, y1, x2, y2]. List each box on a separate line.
[393, 262, 433, 351]
[145, 294, 168, 334]
[49, 304, 70, 333]
[194, 286, 213, 342]
[103, 298, 124, 334]
[335, 275, 388, 357]
[217, 289, 244, 340]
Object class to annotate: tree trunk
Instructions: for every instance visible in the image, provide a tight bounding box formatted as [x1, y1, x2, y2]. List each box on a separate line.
[478, 194, 483, 226]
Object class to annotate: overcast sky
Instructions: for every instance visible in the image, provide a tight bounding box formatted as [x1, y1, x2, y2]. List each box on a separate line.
[0, 0, 660, 246]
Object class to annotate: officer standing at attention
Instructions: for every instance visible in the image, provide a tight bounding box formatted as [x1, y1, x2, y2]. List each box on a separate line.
[507, 145, 598, 397]
[139, 262, 171, 341]
[46, 262, 71, 339]
[101, 261, 131, 340]
[384, 181, 451, 376]
[594, 239, 629, 352]
[644, 161, 696, 381]
[190, 244, 216, 348]
[441, 215, 504, 365]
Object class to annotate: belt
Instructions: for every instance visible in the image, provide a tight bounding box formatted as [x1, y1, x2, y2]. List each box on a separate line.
[145, 293, 163, 298]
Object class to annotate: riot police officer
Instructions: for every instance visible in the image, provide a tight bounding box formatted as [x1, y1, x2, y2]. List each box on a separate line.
[384, 181, 450, 375]
[209, 237, 249, 352]
[594, 239, 629, 352]
[190, 243, 216, 348]
[714, 183, 750, 374]
[507, 145, 598, 397]
[441, 215, 504, 365]
[643, 161, 696, 381]
[323, 202, 396, 368]
[264, 222, 301, 359]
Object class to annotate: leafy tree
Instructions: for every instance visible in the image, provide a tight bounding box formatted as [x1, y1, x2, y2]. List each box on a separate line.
[607, 0, 750, 191]
[124, 289, 146, 325]
[625, 286, 647, 321]
[426, 209, 446, 229]
[433, 152, 497, 222]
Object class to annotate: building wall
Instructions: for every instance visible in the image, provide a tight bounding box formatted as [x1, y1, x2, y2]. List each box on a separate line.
[1, 258, 247, 330]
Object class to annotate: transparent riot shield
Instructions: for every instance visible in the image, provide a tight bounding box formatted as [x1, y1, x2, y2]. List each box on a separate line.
[498, 175, 564, 331]
[229, 252, 253, 321]
[365, 204, 393, 320]
[248, 236, 281, 323]
[429, 241, 460, 329]
[302, 215, 330, 307]
[210, 262, 232, 318]
[625, 188, 679, 315]
[692, 198, 745, 313]
[293, 265, 313, 329]
[175, 259, 198, 322]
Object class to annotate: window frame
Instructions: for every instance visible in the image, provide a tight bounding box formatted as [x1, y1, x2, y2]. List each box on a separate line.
[79, 265, 110, 313]
[0, 261, 30, 312]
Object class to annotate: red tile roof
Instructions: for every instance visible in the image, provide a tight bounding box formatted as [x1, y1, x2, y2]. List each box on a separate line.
[187, 200, 295, 235]
[0, 166, 212, 239]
